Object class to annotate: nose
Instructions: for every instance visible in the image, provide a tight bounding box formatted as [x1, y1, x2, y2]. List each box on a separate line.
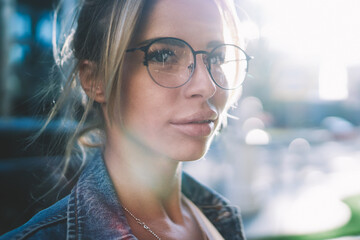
[183, 53, 217, 99]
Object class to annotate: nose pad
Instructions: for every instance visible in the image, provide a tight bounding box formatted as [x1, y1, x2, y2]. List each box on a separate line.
[187, 53, 213, 85]
[189, 54, 217, 95]
[187, 63, 195, 74]
[194, 54, 213, 82]
[201, 54, 210, 68]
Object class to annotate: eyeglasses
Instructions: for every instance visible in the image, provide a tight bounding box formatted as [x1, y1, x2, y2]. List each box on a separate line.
[126, 37, 252, 90]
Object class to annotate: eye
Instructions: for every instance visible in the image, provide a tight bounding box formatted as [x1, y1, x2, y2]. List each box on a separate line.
[208, 53, 225, 65]
[147, 49, 176, 63]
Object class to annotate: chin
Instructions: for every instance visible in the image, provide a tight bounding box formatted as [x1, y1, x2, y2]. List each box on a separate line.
[173, 153, 207, 162]
[169, 141, 212, 162]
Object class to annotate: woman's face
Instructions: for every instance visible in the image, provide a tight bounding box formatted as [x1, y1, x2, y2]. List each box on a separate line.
[119, 0, 229, 161]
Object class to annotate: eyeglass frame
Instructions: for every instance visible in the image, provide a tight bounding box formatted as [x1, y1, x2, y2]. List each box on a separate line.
[126, 37, 253, 90]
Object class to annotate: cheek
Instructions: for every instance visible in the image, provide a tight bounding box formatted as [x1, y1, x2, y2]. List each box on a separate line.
[123, 73, 177, 135]
[213, 89, 229, 114]
[123, 87, 182, 157]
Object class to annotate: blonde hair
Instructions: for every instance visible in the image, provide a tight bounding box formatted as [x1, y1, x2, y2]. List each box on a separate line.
[40, 0, 247, 182]
[38, 0, 148, 185]
[214, 0, 249, 124]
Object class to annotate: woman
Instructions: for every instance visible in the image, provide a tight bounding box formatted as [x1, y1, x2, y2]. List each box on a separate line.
[1, 0, 251, 239]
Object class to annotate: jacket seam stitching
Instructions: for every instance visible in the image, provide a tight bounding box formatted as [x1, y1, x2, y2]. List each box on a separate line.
[74, 186, 79, 240]
[15, 214, 67, 240]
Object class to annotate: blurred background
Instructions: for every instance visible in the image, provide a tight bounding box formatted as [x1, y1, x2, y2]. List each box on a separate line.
[1, 0, 360, 239]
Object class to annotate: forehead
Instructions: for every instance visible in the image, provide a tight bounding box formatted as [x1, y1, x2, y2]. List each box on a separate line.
[135, 0, 224, 47]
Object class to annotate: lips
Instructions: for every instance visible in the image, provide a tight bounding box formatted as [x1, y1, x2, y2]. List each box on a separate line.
[170, 111, 218, 137]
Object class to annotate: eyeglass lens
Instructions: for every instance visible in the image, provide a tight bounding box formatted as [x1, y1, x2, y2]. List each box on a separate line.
[145, 38, 248, 89]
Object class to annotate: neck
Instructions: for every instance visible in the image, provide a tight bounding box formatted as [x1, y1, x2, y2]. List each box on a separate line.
[103, 128, 184, 223]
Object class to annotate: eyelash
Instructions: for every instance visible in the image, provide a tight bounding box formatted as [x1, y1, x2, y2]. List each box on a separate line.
[208, 53, 225, 65]
[146, 49, 176, 63]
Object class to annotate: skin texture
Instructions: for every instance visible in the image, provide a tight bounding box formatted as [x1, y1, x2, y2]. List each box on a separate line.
[120, 1, 228, 162]
[81, 0, 231, 239]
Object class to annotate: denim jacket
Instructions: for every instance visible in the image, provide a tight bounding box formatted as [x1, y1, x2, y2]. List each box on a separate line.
[1, 151, 246, 240]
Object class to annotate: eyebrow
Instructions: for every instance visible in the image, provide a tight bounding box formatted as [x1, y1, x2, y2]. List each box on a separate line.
[136, 38, 157, 47]
[134, 38, 224, 49]
[206, 40, 225, 49]
[136, 38, 186, 48]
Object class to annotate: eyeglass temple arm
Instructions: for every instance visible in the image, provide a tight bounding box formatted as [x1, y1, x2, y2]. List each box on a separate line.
[245, 54, 254, 72]
[126, 46, 150, 66]
[126, 46, 147, 53]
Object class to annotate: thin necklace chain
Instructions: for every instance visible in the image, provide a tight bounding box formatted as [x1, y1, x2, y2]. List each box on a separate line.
[122, 206, 162, 240]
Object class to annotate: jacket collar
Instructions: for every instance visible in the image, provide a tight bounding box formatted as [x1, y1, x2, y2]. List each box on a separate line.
[66, 150, 245, 240]
[182, 172, 245, 239]
[67, 150, 134, 239]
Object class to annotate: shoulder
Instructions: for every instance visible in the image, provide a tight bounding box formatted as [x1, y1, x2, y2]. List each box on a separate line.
[0, 197, 68, 240]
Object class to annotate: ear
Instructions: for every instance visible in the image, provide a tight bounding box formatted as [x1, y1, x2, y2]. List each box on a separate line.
[79, 60, 106, 103]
